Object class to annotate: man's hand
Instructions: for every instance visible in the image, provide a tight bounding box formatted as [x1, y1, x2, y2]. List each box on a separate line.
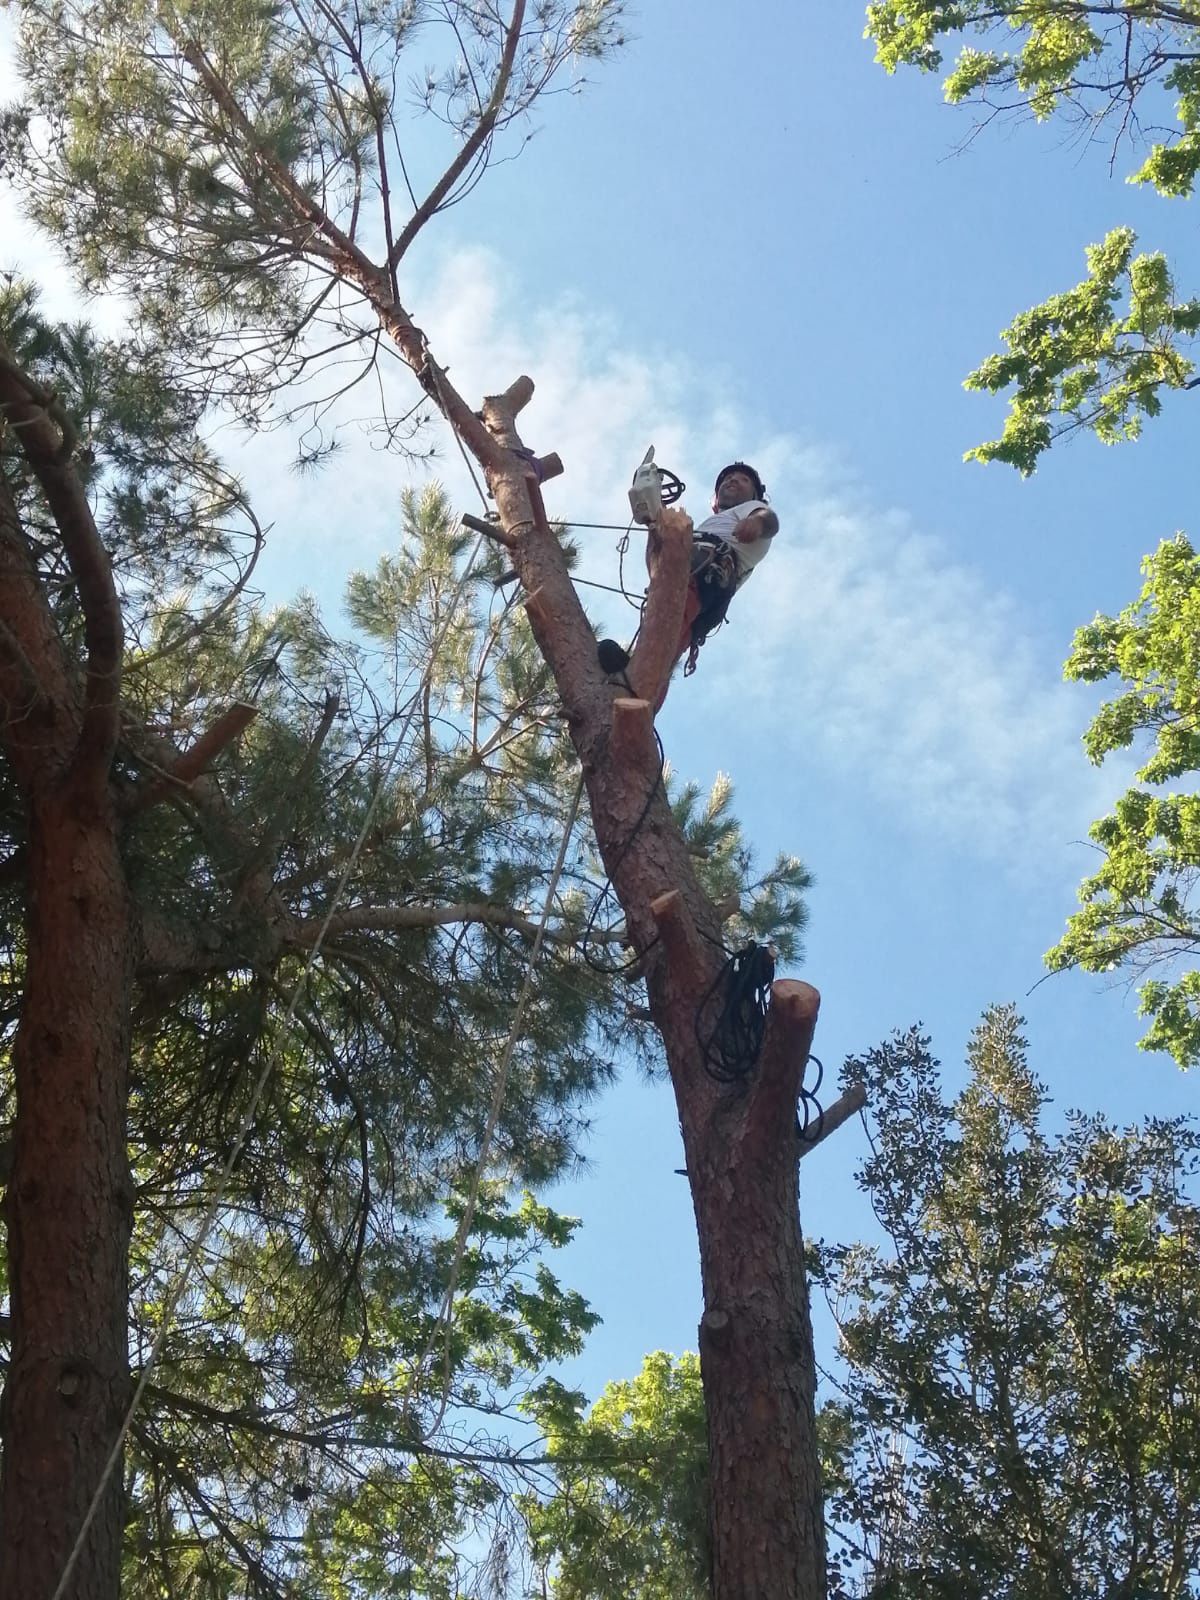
[733, 508, 778, 543]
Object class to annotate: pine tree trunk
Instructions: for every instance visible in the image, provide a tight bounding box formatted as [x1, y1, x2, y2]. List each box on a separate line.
[0, 774, 132, 1600]
[691, 1122, 825, 1599]
[448, 383, 832, 1600]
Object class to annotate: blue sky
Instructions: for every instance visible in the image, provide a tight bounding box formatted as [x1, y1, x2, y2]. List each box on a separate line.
[2, 2, 1196, 1403]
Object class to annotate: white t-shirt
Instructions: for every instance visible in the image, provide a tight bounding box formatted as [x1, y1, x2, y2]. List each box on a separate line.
[695, 499, 775, 585]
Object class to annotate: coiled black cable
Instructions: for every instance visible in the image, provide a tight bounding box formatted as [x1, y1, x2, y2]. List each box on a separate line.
[695, 942, 776, 1086]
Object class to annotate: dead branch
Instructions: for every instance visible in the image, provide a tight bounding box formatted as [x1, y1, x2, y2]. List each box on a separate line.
[797, 1084, 867, 1161]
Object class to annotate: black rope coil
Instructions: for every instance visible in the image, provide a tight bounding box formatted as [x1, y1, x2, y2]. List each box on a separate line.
[798, 1053, 825, 1142]
[696, 942, 776, 1086]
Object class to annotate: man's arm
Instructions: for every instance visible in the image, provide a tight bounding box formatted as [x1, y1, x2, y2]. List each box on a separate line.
[733, 507, 778, 543]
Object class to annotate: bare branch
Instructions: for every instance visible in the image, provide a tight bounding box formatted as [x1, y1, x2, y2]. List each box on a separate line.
[797, 1084, 867, 1162]
[388, 0, 527, 269]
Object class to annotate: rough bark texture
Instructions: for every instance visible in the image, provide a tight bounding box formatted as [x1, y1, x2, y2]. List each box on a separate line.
[0, 352, 130, 1600]
[691, 983, 825, 1599]
[0, 781, 132, 1600]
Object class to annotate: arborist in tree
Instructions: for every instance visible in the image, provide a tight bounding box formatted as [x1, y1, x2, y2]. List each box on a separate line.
[597, 458, 778, 700]
[675, 461, 777, 678]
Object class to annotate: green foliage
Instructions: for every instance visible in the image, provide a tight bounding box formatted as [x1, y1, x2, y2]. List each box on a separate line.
[0, 0, 626, 437]
[815, 1008, 1200, 1598]
[963, 229, 1200, 474]
[527, 1013, 1200, 1598]
[522, 1351, 710, 1600]
[865, 2, 1200, 469]
[0, 284, 811, 1595]
[668, 769, 813, 964]
[1048, 536, 1200, 1069]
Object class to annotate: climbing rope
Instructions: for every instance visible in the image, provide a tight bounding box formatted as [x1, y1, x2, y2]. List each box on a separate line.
[798, 1053, 826, 1142]
[695, 942, 776, 1087]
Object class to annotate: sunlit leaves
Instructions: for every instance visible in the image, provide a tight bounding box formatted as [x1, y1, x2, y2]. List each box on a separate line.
[866, 3, 1200, 467]
[963, 230, 1200, 473]
[1049, 537, 1200, 1068]
[522, 1351, 710, 1600]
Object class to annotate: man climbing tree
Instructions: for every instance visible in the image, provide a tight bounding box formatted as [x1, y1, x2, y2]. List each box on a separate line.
[601, 460, 777, 702]
[674, 461, 778, 680]
[0, 4, 841, 1595]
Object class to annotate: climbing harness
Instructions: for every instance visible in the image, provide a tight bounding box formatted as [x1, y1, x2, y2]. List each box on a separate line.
[684, 535, 740, 675]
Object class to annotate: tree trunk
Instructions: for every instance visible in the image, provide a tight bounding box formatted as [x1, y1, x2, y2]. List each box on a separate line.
[285, 286, 832, 1589]
[691, 1115, 825, 1599]
[436, 377, 832, 1600]
[0, 773, 132, 1600]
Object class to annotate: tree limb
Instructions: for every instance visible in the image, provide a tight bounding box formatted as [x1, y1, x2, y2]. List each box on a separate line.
[627, 506, 692, 706]
[293, 899, 548, 943]
[797, 1083, 866, 1161]
[388, 0, 527, 269]
[0, 337, 121, 788]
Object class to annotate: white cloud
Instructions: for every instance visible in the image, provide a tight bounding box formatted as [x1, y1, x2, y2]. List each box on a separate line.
[713, 486, 1108, 862]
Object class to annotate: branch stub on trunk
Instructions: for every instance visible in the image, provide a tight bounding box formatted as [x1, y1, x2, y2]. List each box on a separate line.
[611, 697, 657, 769]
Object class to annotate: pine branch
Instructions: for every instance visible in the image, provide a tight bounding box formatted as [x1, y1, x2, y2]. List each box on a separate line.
[387, 0, 527, 269]
[0, 345, 120, 788]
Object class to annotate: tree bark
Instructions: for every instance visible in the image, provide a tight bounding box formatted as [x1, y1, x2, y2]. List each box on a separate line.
[1, 353, 131, 1600]
[690, 985, 826, 1600]
[458, 380, 830, 1599]
[0, 778, 132, 1600]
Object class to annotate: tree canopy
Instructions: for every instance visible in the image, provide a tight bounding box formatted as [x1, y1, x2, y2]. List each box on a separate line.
[866, 0, 1200, 472]
[821, 1006, 1200, 1597]
[0, 282, 811, 1596]
[523, 1010, 1200, 1599]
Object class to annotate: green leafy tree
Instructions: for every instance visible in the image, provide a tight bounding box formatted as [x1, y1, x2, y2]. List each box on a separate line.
[1046, 534, 1200, 1070]
[0, 288, 810, 1599]
[866, 1, 1200, 472]
[524, 1012, 1200, 1599]
[2, 1, 837, 1593]
[818, 1006, 1200, 1598]
[522, 1352, 710, 1600]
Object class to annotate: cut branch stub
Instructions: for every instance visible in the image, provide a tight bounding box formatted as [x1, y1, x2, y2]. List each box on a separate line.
[749, 980, 822, 1143]
[480, 376, 534, 448]
[797, 1083, 866, 1161]
[611, 697, 657, 771]
[494, 375, 534, 416]
[650, 888, 711, 993]
[133, 702, 258, 810]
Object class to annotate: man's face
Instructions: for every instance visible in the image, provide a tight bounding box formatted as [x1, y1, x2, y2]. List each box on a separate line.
[714, 469, 757, 510]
